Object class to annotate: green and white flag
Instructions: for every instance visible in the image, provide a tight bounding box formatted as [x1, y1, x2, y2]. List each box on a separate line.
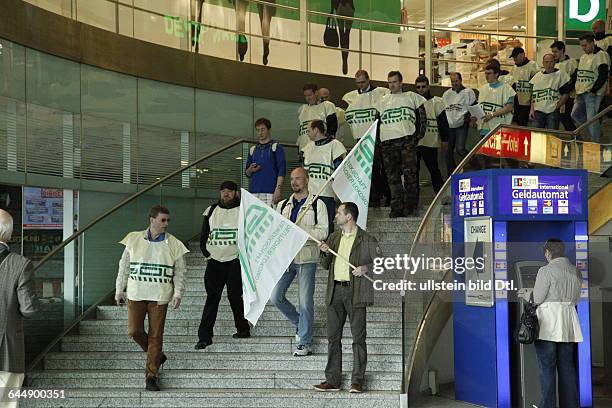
[330, 120, 377, 229]
[238, 189, 309, 326]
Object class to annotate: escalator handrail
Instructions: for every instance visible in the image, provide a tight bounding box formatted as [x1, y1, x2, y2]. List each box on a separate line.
[573, 103, 612, 136]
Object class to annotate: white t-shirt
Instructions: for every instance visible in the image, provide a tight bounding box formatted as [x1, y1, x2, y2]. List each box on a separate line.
[419, 96, 445, 148]
[576, 49, 611, 96]
[510, 60, 539, 105]
[376, 92, 427, 142]
[343, 87, 389, 139]
[442, 87, 476, 128]
[477, 82, 516, 132]
[529, 70, 570, 114]
[203, 205, 239, 262]
[297, 101, 337, 152]
[556, 56, 578, 98]
[302, 139, 346, 197]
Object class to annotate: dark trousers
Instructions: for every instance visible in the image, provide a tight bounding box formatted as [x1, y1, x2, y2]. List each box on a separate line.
[561, 98, 576, 131]
[513, 103, 531, 126]
[369, 136, 391, 206]
[381, 136, 419, 213]
[533, 110, 560, 130]
[416, 146, 444, 194]
[325, 284, 367, 386]
[319, 196, 336, 236]
[127, 300, 168, 379]
[198, 258, 250, 342]
[534, 340, 580, 408]
[446, 125, 469, 176]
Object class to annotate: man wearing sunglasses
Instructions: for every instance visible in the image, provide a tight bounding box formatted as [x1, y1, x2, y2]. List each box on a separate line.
[115, 205, 189, 392]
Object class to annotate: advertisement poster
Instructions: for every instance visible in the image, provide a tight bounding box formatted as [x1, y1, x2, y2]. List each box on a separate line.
[497, 174, 584, 216]
[23, 187, 64, 229]
[464, 217, 494, 307]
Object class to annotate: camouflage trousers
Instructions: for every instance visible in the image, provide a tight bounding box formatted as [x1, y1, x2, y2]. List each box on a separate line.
[381, 136, 419, 213]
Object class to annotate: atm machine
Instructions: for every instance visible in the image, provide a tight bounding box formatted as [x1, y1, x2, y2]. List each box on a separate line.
[513, 261, 546, 408]
[451, 169, 591, 408]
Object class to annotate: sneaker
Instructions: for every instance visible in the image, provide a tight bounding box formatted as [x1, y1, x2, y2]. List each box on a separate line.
[349, 383, 364, 393]
[145, 376, 160, 391]
[194, 340, 212, 350]
[293, 344, 312, 357]
[232, 331, 251, 339]
[313, 381, 340, 392]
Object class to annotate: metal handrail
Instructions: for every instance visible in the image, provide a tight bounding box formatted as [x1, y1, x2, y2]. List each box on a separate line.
[33, 138, 246, 270]
[573, 103, 612, 136]
[26, 138, 298, 373]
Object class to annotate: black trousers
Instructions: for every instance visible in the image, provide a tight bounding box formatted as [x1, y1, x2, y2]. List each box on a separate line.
[198, 258, 250, 342]
[369, 136, 391, 205]
[417, 146, 444, 194]
[513, 103, 530, 126]
[560, 97, 576, 131]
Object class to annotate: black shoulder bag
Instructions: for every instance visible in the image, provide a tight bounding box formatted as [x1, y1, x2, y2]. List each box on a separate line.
[515, 301, 539, 344]
[323, 8, 339, 48]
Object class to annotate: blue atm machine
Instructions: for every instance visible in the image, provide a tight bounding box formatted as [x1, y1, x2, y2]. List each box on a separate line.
[451, 169, 591, 408]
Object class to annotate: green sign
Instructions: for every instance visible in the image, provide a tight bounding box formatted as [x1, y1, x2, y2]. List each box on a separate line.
[566, 0, 606, 31]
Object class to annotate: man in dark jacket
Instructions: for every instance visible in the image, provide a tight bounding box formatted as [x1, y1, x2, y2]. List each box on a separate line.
[0, 209, 38, 407]
[195, 181, 250, 350]
[313, 202, 381, 394]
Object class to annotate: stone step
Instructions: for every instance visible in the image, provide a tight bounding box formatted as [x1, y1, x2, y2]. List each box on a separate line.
[180, 281, 331, 293]
[61, 335, 404, 355]
[77, 320, 404, 337]
[20, 388, 400, 408]
[96, 306, 403, 322]
[43, 352, 403, 372]
[28, 370, 401, 392]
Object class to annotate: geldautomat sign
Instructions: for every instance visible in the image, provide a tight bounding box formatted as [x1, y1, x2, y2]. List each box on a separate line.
[497, 174, 584, 216]
[455, 176, 489, 218]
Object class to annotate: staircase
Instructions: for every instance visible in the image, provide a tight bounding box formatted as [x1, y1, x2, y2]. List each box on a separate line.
[23, 198, 430, 408]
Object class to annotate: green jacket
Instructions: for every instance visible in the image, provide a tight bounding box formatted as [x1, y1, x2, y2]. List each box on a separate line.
[321, 227, 382, 308]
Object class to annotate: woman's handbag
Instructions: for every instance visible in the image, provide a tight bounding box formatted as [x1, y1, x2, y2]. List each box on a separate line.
[323, 8, 339, 48]
[515, 301, 539, 344]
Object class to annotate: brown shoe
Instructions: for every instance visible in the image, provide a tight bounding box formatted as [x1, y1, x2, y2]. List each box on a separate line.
[313, 381, 340, 392]
[349, 383, 363, 393]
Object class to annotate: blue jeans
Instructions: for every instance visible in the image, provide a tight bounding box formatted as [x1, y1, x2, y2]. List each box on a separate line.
[571, 93, 603, 142]
[446, 125, 468, 176]
[270, 262, 316, 347]
[534, 340, 580, 408]
[533, 110, 560, 130]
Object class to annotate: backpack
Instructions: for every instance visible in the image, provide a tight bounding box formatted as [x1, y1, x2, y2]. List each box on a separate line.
[280, 197, 319, 225]
[249, 141, 279, 172]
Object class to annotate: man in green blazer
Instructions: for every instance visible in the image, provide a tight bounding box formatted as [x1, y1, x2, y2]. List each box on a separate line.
[313, 202, 382, 394]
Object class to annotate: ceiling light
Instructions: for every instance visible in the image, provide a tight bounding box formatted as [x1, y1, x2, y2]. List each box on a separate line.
[447, 0, 519, 28]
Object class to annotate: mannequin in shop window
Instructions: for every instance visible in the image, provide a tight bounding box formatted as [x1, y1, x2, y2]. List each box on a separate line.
[332, 0, 355, 75]
[190, 0, 276, 65]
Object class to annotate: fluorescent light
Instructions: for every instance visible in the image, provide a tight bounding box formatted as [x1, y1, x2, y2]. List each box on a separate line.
[447, 0, 519, 28]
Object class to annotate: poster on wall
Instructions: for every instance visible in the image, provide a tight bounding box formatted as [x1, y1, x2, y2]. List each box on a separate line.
[23, 187, 64, 229]
[463, 217, 494, 307]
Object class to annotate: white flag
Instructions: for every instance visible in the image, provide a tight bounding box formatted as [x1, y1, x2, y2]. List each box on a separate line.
[331, 120, 377, 229]
[237, 189, 309, 326]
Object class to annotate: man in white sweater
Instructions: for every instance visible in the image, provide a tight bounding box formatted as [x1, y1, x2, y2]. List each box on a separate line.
[115, 205, 189, 391]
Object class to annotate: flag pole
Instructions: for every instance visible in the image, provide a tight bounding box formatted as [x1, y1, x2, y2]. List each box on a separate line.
[305, 233, 375, 283]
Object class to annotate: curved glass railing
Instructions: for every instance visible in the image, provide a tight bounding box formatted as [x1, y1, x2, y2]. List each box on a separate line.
[402, 119, 611, 404]
[20, 0, 564, 84]
[24, 138, 300, 372]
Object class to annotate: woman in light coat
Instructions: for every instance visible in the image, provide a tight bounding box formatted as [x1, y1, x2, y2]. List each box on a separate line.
[532, 238, 583, 408]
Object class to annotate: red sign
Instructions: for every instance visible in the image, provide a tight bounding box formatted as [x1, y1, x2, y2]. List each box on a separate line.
[478, 129, 531, 161]
[436, 38, 451, 47]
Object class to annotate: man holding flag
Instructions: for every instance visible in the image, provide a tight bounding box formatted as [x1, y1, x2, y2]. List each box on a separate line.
[313, 202, 381, 394]
[272, 167, 329, 356]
